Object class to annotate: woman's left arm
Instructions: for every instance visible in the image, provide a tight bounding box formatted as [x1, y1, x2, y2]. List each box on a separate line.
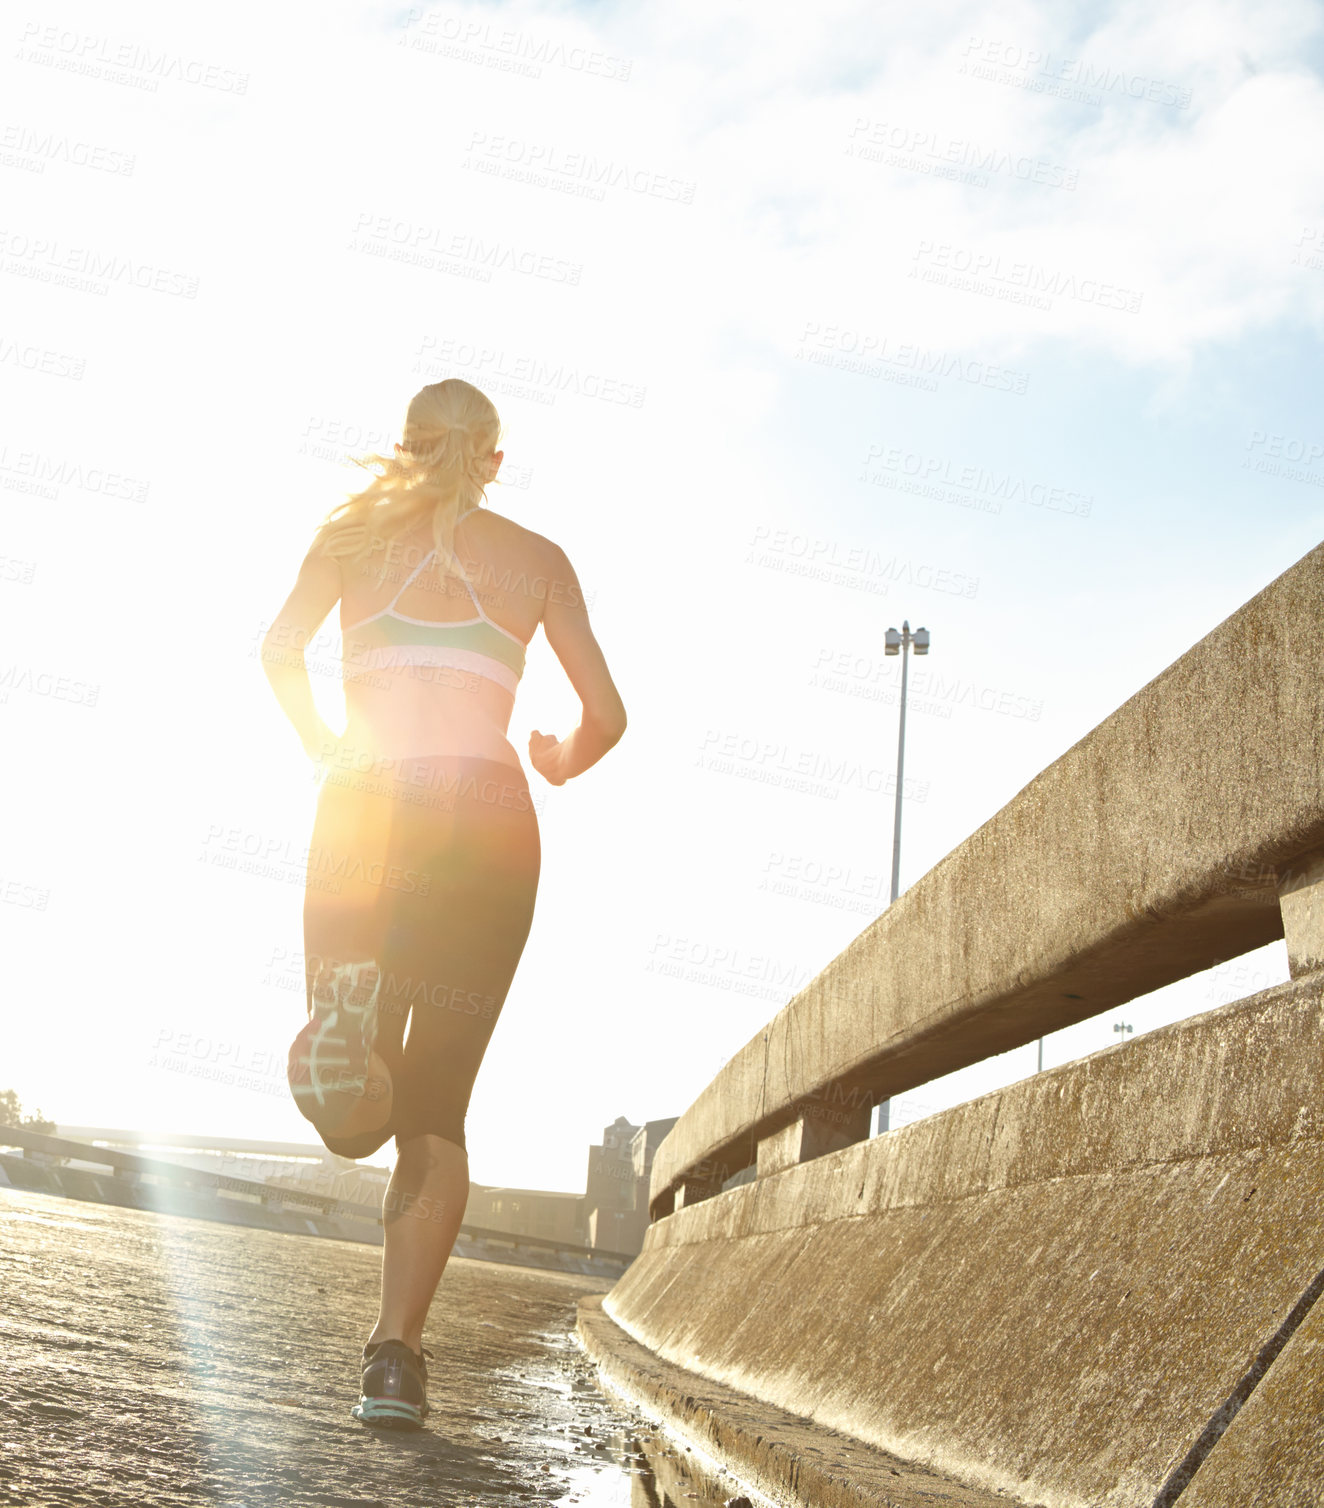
[260, 547, 343, 759]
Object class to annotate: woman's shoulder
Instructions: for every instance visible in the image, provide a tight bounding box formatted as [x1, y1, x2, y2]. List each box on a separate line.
[466, 509, 579, 614]
[470, 507, 565, 566]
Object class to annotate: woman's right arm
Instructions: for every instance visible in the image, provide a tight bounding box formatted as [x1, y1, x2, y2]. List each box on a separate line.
[259, 546, 343, 760]
[529, 542, 626, 785]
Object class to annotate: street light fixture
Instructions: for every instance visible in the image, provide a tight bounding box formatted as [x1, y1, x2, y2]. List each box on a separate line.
[878, 619, 930, 1134]
[883, 620, 929, 905]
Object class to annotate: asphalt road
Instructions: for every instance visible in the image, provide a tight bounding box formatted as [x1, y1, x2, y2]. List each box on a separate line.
[0, 1186, 746, 1508]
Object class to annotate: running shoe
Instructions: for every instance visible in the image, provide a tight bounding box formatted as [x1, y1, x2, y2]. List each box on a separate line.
[351, 1339, 433, 1429]
[286, 957, 387, 1136]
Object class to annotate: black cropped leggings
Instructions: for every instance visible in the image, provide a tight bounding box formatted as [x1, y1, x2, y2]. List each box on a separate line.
[302, 754, 540, 1160]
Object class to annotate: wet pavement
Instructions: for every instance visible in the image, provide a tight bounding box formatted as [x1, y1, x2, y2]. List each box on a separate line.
[0, 1186, 758, 1508]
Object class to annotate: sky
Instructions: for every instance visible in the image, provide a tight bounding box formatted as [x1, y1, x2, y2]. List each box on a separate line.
[2, 0, 1322, 1192]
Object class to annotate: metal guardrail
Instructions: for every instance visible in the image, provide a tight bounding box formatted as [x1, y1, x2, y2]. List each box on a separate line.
[0, 1127, 636, 1264]
[0, 1126, 382, 1219]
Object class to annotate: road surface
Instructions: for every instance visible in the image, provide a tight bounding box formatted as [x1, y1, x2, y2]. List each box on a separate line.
[0, 1185, 749, 1508]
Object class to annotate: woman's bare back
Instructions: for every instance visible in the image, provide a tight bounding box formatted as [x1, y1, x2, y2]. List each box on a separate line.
[264, 503, 624, 784]
[339, 508, 563, 644]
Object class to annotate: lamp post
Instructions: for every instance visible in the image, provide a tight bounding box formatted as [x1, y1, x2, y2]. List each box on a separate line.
[877, 620, 930, 1134]
[884, 621, 929, 905]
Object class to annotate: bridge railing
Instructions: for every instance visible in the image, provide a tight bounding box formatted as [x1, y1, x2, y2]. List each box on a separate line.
[649, 541, 1324, 1218]
[0, 1127, 637, 1264]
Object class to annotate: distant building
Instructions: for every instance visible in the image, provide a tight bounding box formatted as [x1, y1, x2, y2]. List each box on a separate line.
[581, 1114, 678, 1255]
[463, 1184, 585, 1245]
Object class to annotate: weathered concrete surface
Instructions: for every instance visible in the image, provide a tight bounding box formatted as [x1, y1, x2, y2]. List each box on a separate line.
[1279, 851, 1324, 979]
[651, 541, 1324, 1210]
[0, 1184, 689, 1507]
[579, 1293, 1020, 1508]
[1178, 1280, 1324, 1507]
[604, 975, 1324, 1508]
[756, 1101, 873, 1180]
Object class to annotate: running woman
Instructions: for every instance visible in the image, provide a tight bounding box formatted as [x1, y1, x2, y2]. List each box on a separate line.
[260, 378, 626, 1428]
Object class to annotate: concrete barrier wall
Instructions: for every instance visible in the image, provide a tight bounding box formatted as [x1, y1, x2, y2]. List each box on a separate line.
[1179, 1276, 1324, 1506]
[650, 542, 1324, 1212]
[606, 973, 1324, 1507]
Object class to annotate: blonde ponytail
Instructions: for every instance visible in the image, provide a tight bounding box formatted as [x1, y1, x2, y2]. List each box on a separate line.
[312, 378, 502, 582]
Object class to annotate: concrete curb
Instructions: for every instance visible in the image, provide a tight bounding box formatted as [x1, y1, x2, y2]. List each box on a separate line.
[576, 1293, 1023, 1508]
[603, 976, 1324, 1506]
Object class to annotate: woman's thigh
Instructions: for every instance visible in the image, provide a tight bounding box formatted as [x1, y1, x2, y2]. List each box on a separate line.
[375, 759, 542, 1150]
[302, 772, 397, 1015]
